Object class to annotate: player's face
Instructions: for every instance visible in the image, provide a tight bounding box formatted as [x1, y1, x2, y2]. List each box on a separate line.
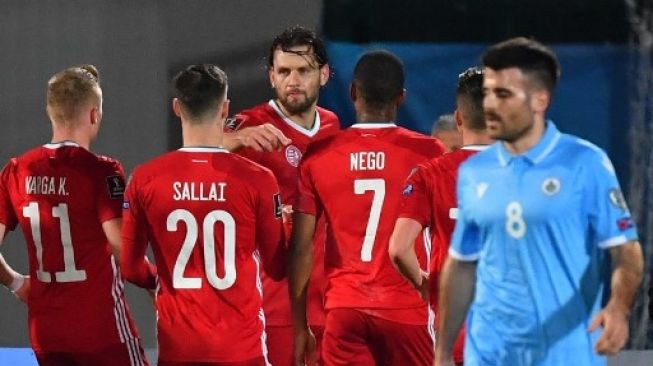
[269, 46, 328, 115]
[483, 67, 537, 143]
[433, 129, 462, 152]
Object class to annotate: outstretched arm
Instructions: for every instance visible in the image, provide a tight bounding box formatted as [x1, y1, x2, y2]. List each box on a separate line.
[589, 241, 643, 355]
[223, 123, 291, 152]
[434, 257, 476, 366]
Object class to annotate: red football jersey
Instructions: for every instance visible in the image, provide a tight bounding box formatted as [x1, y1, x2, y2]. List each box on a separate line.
[0, 142, 145, 363]
[295, 123, 445, 324]
[121, 147, 285, 363]
[230, 100, 340, 327]
[398, 145, 486, 364]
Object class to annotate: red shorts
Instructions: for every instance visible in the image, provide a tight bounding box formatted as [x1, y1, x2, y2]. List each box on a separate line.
[158, 359, 265, 366]
[322, 308, 434, 366]
[265, 324, 325, 366]
[34, 341, 149, 366]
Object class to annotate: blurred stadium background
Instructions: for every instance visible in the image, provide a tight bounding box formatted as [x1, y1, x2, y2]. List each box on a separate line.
[0, 0, 651, 364]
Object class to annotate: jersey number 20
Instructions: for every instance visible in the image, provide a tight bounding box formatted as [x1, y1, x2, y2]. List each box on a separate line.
[167, 209, 236, 290]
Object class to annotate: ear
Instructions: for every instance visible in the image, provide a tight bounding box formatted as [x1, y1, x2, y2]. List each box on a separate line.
[395, 88, 406, 107]
[268, 67, 276, 89]
[90, 106, 99, 125]
[172, 98, 182, 118]
[530, 89, 550, 114]
[453, 109, 464, 132]
[220, 99, 230, 121]
[349, 83, 357, 103]
[319, 64, 330, 87]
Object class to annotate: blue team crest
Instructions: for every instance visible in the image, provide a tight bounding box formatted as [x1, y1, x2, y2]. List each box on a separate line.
[541, 178, 560, 196]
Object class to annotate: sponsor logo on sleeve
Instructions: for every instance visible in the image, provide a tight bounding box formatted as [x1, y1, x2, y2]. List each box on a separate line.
[106, 175, 125, 199]
[402, 184, 414, 196]
[609, 188, 629, 211]
[617, 217, 634, 231]
[476, 182, 488, 198]
[122, 200, 130, 209]
[273, 193, 282, 219]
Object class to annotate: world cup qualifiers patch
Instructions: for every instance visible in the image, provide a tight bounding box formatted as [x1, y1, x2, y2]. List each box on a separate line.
[224, 116, 245, 131]
[402, 184, 414, 196]
[617, 217, 634, 231]
[608, 188, 628, 211]
[273, 193, 283, 219]
[106, 175, 125, 199]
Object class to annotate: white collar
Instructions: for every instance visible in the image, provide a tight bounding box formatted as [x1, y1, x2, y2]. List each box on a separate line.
[268, 99, 321, 137]
[349, 122, 397, 129]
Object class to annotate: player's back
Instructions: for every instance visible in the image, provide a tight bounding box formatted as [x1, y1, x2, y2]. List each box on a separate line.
[0, 142, 137, 352]
[126, 147, 283, 362]
[298, 123, 443, 311]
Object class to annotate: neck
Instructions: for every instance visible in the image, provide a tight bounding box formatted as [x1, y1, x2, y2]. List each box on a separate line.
[503, 115, 546, 155]
[182, 120, 224, 148]
[275, 99, 316, 129]
[51, 124, 91, 150]
[462, 128, 494, 146]
[356, 106, 396, 123]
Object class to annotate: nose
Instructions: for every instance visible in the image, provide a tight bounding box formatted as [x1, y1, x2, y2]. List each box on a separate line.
[483, 92, 496, 111]
[287, 70, 300, 86]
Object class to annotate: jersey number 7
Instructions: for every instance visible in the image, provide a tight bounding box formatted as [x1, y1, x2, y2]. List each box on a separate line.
[353, 179, 386, 262]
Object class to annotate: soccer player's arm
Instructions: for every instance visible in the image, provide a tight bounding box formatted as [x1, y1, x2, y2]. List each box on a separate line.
[222, 113, 291, 152]
[120, 172, 157, 289]
[98, 162, 127, 263]
[435, 167, 478, 366]
[0, 162, 29, 301]
[289, 158, 320, 365]
[389, 166, 430, 294]
[585, 152, 643, 355]
[255, 170, 286, 281]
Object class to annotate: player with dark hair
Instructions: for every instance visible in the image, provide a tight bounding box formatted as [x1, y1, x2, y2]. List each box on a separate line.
[435, 38, 643, 366]
[121, 64, 286, 366]
[290, 49, 444, 366]
[389, 66, 492, 366]
[225, 25, 340, 366]
[0, 65, 148, 365]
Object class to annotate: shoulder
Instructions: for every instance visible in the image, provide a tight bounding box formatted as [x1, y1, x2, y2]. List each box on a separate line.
[94, 154, 124, 174]
[394, 127, 445, 155]
[316, 106, 340, 126]
[303, 133, 342, 162]
[556, 134, 615, 175]
[229, 102, 275, 130]
[130, 151, 178, 180]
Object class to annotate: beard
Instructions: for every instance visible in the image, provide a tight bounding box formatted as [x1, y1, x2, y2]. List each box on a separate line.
[485, 111, 534, 143]
[277, 91, 317, 115]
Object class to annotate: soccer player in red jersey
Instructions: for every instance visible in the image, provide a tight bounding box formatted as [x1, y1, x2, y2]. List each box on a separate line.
[389, 67, 492, 366]
[0, 65, 148, 366]
[290, 50, 445, 366]
[121, 64, 286, 366]
[225, 26, 340, 366]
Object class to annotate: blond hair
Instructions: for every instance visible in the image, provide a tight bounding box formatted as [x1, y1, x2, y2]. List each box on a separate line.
[46, 64, 101, 123]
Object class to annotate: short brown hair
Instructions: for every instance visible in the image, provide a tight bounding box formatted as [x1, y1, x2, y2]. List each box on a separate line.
[47, 64, 101, 123]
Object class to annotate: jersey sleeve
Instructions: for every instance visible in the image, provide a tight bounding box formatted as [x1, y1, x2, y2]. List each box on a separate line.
[255, 169, 286, 280]
[0, 161, 18, 230]
[120, 171, 157, 289]
[227, 113, 265, 163]
[397, 165, 431, 227]
[449, 164, 481, 261]
[294, 157, 321, 216]
[584, 149, 638, 249]
[97, 160, 126, 223]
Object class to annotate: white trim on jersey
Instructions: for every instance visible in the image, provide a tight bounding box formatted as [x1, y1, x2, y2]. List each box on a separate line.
[598, 235, 630, 249]
[268, 99, 321, 137]
[252, 250, 272, 366]
[448, 247, 480, 262]
[533, 131, 562, 164]
[178, 147, 229, 153]
[349, 122, 397, 129]
[110, 256, 147, 366]
[461, 144, 490, 151]
[422, 226, 432, 271]
[43, 141, 80, 149]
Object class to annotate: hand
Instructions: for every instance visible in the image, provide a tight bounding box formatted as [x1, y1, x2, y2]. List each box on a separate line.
[588, 303, 630, 355]
[236, 123, 291, 152]
[417, 270, 429, 302]
[282, 205, 294, 225]
[293, 326, 317, 366]
[13, 275, 30, 303]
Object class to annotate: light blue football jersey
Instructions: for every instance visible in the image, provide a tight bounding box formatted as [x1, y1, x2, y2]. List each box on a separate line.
[449, 121, 638, 366]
